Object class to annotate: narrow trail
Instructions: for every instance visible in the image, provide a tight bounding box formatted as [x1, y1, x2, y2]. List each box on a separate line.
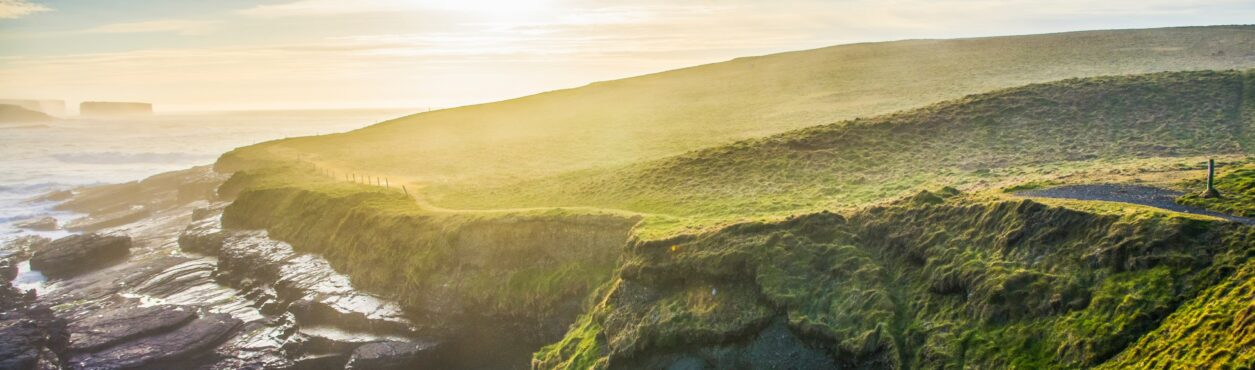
[1016, 183, 1255, 225]
[303, 159, 647, 218]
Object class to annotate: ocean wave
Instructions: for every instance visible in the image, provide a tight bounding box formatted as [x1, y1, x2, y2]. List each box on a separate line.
[52, 152, 216, 165]
[0, 182, 67, 195]
[0, 124, 49, 130]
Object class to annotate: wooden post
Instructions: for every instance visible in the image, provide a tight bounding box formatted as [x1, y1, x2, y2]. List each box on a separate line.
[385, 178, 389, 187]
[402, 185, 409, 196]
[1207, 159, 1215, 191]
[1202, 159, 1221, 198]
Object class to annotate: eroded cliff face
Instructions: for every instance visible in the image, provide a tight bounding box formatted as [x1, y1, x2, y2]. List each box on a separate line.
[219, 170, 640, 368]
[535, 191, 1254, 369]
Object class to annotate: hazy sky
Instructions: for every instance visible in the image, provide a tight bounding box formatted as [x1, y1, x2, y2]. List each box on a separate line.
[1, 0, 1253, 112]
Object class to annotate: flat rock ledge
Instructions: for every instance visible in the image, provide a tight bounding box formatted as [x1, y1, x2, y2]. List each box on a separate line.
[30, 234, 131, 277]
[346, 340, 442, 370]
[69, 312, 242, 369]
[67, 305, 197, 354]
[15, 217, 58, 231]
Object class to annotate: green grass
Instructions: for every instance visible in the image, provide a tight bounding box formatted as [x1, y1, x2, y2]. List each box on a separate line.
[535, 194, 1254, 368]
[1179, 164, 1255, 217]
[447, 70, 1255, 235]
[1099, 246, 1255, 368]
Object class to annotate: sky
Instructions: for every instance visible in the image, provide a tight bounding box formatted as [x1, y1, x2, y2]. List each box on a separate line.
[0, 0, 1253, 112]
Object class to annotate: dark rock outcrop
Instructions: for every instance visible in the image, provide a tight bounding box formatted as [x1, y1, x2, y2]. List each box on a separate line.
[69, 313, 241, 369]
[178, 217, 226, 255]
[0, 306, 67, 370]
[345, 340, 440, 370]
[30, 234, 131, 277]
[15, 217, 58, 231]
[67, 305, 197, 354]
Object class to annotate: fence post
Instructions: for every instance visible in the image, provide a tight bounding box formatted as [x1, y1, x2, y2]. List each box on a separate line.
[402, 185, 409, 196]
[1202, 159, 1221, 198]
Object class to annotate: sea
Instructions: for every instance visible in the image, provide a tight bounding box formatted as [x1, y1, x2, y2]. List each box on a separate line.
[0, 108, 415, 244]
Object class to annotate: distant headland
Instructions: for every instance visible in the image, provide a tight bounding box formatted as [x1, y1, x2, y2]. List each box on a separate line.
[0, 103, 54, 122]
[0, 99, 65, 116]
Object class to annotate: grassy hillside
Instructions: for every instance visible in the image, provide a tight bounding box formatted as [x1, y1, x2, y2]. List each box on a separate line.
[221, 26, 1255, 193]
[445, 70, 1255, 234]
[534, 194, 1255, 369]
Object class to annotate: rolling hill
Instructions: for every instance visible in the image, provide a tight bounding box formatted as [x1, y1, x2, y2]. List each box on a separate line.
[221, 26, 1255, 196]
[443, 70, 1255, 229]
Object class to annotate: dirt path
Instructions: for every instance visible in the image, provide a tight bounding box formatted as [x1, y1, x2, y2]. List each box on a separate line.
[304, 159, 646, 217]
[1017, 184, 1255, 225]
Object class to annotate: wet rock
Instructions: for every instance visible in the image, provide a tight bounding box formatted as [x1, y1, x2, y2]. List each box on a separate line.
[190, 203, 228, 222]
[35, 189, 74, 202]
[296, 326, 395, 355]
[345, 340, 440, 370]
[292, 353, 349, 370]
[15, 216, 58, 231]
[70, 313, 242, 369]
[179, 217, 227, 255]
[0, 321, 56, 369]
[1, 235, 50, 260]
[204, 321, 297, 370]
[30, 234, 131, 277]
[55, 182, 143, 214]
[0, 306, 68, 370]
[217, 231, 416, 337]
[65, 206, 151, 232]
[67, 305, 197, 354]
[0, 259, 16, 283]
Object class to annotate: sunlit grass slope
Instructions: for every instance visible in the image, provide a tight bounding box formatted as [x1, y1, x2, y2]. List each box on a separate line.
[221, 26, 1255, 193]
[445, 70, 1255, 229]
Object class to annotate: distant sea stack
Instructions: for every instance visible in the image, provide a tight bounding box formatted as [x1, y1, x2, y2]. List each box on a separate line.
[80, 101, 153, 117]
[0, 99, 66, 116]
[0, 104, 54, 122]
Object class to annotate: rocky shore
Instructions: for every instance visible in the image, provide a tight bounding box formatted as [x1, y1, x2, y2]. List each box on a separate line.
[0, 166, 440, 369]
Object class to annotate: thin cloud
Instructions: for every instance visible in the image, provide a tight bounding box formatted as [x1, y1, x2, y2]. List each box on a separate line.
[239, 0, 423, 18]
[83, 20, 219, 35]
[239, 0, 552, 18]
[0, 0, 50, 19]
